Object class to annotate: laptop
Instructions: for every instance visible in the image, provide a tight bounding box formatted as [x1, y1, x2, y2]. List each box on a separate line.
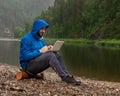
[48, 40, 64, 52]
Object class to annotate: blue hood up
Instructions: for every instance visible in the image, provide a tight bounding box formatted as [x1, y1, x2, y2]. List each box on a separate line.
[19, 19, 49, 69]
[31, 19, 49, 39]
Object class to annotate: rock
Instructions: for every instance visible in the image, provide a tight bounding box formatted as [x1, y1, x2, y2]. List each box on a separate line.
[0, 64, 120, 95]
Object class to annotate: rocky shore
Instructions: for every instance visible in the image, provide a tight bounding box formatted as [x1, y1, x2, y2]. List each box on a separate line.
[0, 64, 120, 96]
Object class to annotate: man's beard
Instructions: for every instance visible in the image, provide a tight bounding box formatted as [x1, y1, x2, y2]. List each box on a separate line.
[37, 32, 44, 37]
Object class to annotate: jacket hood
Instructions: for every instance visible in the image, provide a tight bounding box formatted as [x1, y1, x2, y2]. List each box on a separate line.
[31, 19, 49, 39]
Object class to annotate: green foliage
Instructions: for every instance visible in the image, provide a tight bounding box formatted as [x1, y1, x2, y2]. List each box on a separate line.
[14, 27, 25, 38]
[34, 0, 120, 39]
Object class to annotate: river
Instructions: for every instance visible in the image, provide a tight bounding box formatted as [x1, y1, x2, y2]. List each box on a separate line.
[0, 40, 120, 82]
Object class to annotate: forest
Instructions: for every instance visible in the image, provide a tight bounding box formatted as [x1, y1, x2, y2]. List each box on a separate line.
[0, 0, 119, 39]
[35, 0, 120, 39]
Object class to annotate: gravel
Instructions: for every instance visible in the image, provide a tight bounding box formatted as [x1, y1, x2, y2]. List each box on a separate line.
[0, 64, 120, 96]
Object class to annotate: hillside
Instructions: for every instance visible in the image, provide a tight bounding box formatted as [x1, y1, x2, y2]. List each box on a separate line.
[36, 0, 120, 39]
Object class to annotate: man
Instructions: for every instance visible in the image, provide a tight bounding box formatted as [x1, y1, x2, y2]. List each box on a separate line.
[19, 19, 80, 86]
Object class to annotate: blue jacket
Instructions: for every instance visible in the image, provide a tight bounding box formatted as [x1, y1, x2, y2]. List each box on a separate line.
[19, 19, 49, 69]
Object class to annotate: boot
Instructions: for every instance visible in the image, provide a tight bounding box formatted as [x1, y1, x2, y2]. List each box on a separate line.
[62, 75, 81, 86]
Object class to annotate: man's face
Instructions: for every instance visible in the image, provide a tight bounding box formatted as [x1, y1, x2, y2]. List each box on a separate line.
[38, 27, 46, 37]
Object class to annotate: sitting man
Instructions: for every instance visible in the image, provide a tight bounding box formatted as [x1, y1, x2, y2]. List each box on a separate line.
[19, 19, 80, 86]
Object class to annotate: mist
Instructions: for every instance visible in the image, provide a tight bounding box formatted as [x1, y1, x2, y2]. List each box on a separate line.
[0, 0, 55, 38]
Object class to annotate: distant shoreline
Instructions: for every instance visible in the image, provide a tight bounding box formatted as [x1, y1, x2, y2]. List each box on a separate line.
[0, 38, 20, 41]
[1, 38, 120, 49]
[45, 38, 120, 49]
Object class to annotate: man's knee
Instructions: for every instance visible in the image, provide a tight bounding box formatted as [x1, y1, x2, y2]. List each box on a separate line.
[54, 52, 62, 59]
[47, 52, 56, 58]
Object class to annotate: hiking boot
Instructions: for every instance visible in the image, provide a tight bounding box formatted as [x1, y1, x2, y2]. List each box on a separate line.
[27, 72, 44, 79]
[34, 73, 44, 79]
[20, 69, 44, 79]
[62, 76, 81, 86]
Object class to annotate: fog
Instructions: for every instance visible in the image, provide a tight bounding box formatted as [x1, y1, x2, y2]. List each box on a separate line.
[0, 0, 55, 38]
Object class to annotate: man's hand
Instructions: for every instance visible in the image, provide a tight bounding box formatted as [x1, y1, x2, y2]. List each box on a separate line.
[39, 46, 48, 53]
[47, 45, 53, 50]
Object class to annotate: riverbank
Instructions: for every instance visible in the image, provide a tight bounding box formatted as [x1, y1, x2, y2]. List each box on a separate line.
[45, 38, 120, 49]
[0, 64, 120, 96]
[1, 38, 120, 49]
[0, 38, 19, 41]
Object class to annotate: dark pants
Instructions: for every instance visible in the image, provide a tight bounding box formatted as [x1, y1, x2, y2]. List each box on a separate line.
[26, 52, 70, 78]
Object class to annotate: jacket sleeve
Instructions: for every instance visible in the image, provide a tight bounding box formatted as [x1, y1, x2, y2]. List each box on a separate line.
[20, 38, 41, 61]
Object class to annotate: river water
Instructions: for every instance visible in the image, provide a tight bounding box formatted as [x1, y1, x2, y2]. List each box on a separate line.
[0, 40, 120, 82]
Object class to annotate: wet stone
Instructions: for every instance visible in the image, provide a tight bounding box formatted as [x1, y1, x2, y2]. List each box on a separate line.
[0, 64, 120, 96]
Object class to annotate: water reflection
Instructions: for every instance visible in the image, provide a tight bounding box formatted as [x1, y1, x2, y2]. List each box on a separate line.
[61, 44, 120, 82]
[0, 41, 20, 66]
[0, 40, 120, 82]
